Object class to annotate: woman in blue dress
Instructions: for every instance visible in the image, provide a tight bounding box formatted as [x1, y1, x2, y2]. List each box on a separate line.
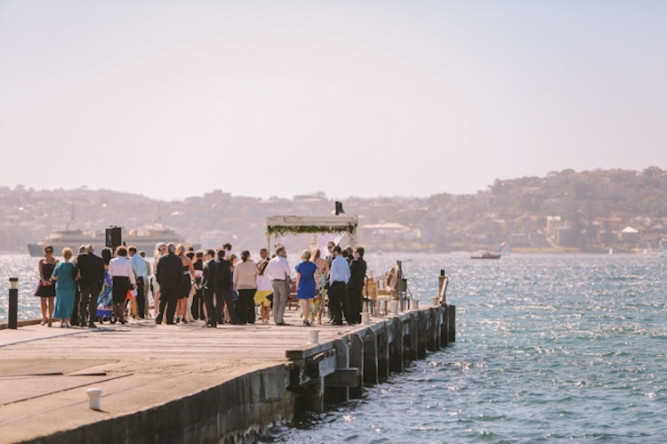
[295, 249, 318, 326]
[51, 247, 77, 328]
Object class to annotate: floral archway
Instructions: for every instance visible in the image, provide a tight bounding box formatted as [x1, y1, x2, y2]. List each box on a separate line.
[266, 215, 359, 251]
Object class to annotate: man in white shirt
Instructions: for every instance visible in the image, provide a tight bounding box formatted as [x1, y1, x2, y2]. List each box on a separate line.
[329, 245, 350, 325]
[266, 246, 291, 325]
[108, 246, 137, 324]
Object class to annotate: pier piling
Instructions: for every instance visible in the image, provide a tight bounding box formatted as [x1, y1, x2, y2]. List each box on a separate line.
[363, 328, 379, 386]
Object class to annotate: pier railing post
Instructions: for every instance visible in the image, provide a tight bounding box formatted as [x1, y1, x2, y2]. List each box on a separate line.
[8, 277, 18, 329]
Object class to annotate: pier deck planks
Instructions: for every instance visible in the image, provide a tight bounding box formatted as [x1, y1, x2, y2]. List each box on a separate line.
[0, 311, 383, 443]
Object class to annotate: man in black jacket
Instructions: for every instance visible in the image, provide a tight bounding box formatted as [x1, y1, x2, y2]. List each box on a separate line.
[76, 244, 105, 328]
[348, 246, 367, 325]
[215, 249, 239, 325]
[201, 249, 217, 327]
[156, 243, 183, 325]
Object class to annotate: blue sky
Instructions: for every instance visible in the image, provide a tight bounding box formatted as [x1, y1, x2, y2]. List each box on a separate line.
[1, 0, 665, 201]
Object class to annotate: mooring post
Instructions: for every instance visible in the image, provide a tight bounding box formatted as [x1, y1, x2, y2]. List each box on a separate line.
[8, 277, 18, 329]
[348, 334, 364, 398]
[438, 269, 447, 305]
[363, 328, 378, 386]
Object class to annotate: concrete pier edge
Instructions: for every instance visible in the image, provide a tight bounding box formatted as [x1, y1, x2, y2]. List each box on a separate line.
[6, 304, 455, 443]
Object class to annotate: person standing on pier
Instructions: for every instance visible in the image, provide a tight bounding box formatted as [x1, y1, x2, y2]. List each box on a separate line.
[152, 243, 167, 319]
[108, 246, 136, 324]
[175, 244, 195, 323]
[155, 243, 182, 324]
[34, 245, 58, 326]
[325, 242, 335, 268]
[329, 246, 350, 325]
[257, 248, 269, 265]
[139, 250, 151, 318]
[70, 245, 87, 326]
[233, 250, 258, 324]
[190, 251, 204, 321]
[295, 249, 318, 326]
[129, 246, 148, 319]
[255, 259, 273, 324]
[311, 248, 329, 325]
[75, 244, 105, 328]
[215, 248, 239, 324]
[51, 247, 77, 328]
[201, 249, 217, 327]
[266, 246, 291, 326]
[348, 247, 367, 324]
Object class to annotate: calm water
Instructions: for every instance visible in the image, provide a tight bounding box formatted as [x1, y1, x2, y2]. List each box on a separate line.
[2, 253, 666, 442]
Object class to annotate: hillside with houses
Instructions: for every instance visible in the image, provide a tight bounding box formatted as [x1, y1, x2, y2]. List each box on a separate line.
[1, 167, 665, 253]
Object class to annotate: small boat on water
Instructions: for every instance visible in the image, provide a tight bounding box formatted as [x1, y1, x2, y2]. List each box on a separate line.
[471, 242, 506, 260]
[470, 252, 502, 260]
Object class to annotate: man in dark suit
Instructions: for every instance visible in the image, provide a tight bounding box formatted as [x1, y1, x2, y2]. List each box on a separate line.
[215, 249, 239, 325]
[76, 244, 105, 328]
[201, 249, 217, 327]
[348, 246, 367, 324]
[156, 243, 183, 325]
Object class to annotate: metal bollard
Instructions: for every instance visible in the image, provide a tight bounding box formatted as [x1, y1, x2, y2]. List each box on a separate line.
[9, 277, 18, 329]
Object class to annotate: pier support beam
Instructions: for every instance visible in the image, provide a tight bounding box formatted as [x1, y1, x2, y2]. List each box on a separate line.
[427, 308, 439, 351]
[389, 316, 404, 373]
[377, 323, 389, 382]
[402, 316, 411, 362]
[348, 334, 364, 399]
[325, 339, 350, 404]
[440, 305, 449, 348]
[417, 310, 427, 359]
[448, 305, 456, 343]
[408, 312, 418, 361]
[363, 328, 378, 386]
[301, 377, 325, 413]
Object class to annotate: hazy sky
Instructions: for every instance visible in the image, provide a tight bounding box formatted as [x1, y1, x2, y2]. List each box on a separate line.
[1, 1, 666, 201]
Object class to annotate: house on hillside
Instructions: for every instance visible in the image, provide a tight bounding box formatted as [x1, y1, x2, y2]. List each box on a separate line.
[361, 223, 421, 243]
[620, 226, 640, 244]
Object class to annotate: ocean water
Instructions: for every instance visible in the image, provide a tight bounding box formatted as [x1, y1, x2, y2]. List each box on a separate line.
[262, 253, 666, 443]
[2, 253, 666, 442]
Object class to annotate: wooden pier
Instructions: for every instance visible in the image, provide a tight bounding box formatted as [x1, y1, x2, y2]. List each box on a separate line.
[0, 303, 455, 443]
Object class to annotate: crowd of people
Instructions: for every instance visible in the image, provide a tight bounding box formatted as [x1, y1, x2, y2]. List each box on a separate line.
[33, 240, 368, 328]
